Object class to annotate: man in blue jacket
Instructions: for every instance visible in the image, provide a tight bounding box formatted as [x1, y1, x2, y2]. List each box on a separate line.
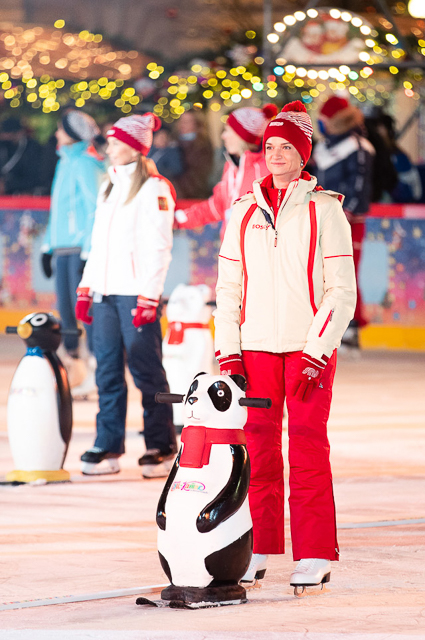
[41, 110, 105, 386]
[313, 96, 375, 352]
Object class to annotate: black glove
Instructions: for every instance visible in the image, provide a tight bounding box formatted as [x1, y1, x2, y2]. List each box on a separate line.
[41, 253, 53, 279]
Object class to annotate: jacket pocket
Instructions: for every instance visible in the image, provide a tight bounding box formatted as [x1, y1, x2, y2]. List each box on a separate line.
[318, 309, 334, 337]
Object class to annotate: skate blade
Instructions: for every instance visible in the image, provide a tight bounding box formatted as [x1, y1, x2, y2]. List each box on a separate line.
[293, 583, 330, 598]
[240, 577, 262, 591]
[81, 459, 120, 475]
[141, 460, 174, 479]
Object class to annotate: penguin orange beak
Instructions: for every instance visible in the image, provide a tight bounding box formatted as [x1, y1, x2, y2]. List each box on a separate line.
[17, 322, 33, 339]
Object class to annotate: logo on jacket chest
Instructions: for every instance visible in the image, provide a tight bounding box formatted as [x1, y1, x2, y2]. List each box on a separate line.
[252, 223, 271, 230]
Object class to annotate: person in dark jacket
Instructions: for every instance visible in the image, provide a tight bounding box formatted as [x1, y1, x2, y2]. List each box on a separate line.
[174, 110, 214, 199]
[0, 118, 43, 195]
[148, 126, 184, 183]
[313, 96, 375, 352]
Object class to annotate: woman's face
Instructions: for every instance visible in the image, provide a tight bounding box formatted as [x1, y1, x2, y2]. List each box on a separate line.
[106, 137, 140, 166]
[264, 136, 302, 182]
[221, 124, 245, 156]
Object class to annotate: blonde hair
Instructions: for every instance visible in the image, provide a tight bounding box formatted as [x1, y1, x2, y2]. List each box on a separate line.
[104, 155, 151, 204]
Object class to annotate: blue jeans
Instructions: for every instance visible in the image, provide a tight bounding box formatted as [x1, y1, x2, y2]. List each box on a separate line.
[92, 295, 176, 455]
[55, 252, 93, 354]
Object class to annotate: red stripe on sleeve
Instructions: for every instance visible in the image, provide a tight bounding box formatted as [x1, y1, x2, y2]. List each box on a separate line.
[308, 200, 318, 315]
[324, 254, 353, 259]
[219, 254, 240, 262]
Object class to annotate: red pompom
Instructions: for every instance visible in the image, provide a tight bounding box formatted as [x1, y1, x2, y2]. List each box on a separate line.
[262, 103, 279, 119]
[282, 100, 307, 114]
[145, 113, 162, 132]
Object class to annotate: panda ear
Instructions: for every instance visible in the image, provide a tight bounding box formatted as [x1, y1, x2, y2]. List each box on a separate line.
[229, 374, 247, 392]
[194, 371, 208, 379]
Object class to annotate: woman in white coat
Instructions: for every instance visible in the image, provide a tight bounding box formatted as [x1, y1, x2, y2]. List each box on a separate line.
[75, 114, 177, 477]
[214, 101, 356, 593]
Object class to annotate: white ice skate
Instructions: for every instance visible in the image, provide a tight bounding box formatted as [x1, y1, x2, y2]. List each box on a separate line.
[80, 447, 120, 475]
[138, 449, 175, 479]
[72, 355, 97, 400]
[290, 558, 331, 597]
[240, 553, 268, 589]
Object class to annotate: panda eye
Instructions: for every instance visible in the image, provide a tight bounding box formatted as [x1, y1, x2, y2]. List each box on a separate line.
[217, 390, 225, 397]
[32, 314, 48, 326]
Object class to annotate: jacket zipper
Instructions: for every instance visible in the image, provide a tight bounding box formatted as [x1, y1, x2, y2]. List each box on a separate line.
[319, 309, 334, 337]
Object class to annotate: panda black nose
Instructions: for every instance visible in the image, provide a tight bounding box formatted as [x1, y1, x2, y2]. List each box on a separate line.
[188, 396, 198, 405]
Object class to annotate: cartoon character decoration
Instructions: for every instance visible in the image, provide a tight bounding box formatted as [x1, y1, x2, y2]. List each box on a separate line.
[162, 284, 214, 428]
[6, 312, 77, 483]
[138, 372, 271, 609]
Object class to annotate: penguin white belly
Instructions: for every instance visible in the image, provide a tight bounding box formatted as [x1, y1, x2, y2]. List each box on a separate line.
[7, 355, 65, 471]
[158, 445, 252, 588]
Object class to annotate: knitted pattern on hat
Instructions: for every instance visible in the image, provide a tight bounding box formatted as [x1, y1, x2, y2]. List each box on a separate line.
[62, 110, 100, 142]
[272, 101, 313, 143]
[107, 113, 161, 155]
[227, 103, 278, 145]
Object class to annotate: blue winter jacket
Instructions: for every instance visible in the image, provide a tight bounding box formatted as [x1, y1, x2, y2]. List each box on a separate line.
[312, 130, 375, 216]
[42, 141, 106, 257]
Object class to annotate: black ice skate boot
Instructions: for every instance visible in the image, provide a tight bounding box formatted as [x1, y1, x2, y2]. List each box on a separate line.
[138, 448, 176, 479]
[80, 447, 120, 475]
[339, 320, 360, 358]
[290, 558, 331, 597]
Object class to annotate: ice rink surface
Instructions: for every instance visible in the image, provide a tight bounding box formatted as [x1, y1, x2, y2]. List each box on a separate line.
[0, 335, 424, 639]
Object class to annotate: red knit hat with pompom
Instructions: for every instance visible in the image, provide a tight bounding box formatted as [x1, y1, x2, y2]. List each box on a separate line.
[263, 100, 313, 165]
[227, 103, 278, 146]
[107, 113, 161, 156]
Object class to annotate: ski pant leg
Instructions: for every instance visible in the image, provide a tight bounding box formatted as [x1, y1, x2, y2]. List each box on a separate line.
[116, 297, 177, 455]
[55, 254, 79, 354]
[92, 295, 127, 454]
[242, 351, 285, 554]
[285, 350, 339, 561]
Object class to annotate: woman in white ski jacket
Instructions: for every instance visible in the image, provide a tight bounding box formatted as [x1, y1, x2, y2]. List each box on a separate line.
[214, 101, 356, 593]
[75, 113, 177, 478]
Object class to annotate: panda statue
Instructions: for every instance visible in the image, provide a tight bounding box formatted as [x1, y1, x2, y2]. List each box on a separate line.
[147, 372, 271, 608]
[162, 284, 214, 429]
[6, 312, 77, 483]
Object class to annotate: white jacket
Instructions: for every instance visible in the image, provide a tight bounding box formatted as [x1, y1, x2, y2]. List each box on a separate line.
[79, 163, 174, 299]
[214, 174, 356, 362]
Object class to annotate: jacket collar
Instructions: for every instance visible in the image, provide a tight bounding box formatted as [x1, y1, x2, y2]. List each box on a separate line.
[108, 162, 137, 184]
[253, 171, 317, 213]
[58, 140, 89, 158]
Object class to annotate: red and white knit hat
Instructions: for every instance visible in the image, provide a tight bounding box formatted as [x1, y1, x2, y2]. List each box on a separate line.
[227, 104, 278, 146]
[263, 100, 313, 165]
[107, 113, 161, 156]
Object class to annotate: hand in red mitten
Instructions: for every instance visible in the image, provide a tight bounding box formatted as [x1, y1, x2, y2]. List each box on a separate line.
[294, 353, 328, 402]
[132, 296, 158, 328]
[75, 287, 93, 325]
[218, 353, 246, 378]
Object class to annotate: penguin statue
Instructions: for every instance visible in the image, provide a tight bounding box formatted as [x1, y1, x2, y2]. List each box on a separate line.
[162, 284, 214, 429]
[6, 312, 77, 483]
[147, 372, 271, 608]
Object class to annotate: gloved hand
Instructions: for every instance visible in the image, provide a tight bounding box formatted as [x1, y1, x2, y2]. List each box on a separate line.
[75, 287, 93, 325]
[294, 353, 328, 402]
[41, 253, 53, 279]
[218, 353, 246, 378]
[132, 296, 158, 328]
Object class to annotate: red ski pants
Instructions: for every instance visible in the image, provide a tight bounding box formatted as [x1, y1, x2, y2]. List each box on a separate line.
[242, 350, 339, 561]
[350, 220, 367, 327]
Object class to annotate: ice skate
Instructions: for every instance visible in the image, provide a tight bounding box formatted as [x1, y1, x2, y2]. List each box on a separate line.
[72, 355, 97, 400]
[338, 322, 361, 360]
[138, 448, 175, 479]
[60, 352, 87, 388]
[240, 553, 268, 589]
[80, 447, 120, 475]
[290, 558, 331, 597]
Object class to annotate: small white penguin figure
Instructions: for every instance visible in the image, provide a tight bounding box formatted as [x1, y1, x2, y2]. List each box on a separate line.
[162, 284, 214, 428]
[6, 313, 73, 483]
[152, 372, 271, 608]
